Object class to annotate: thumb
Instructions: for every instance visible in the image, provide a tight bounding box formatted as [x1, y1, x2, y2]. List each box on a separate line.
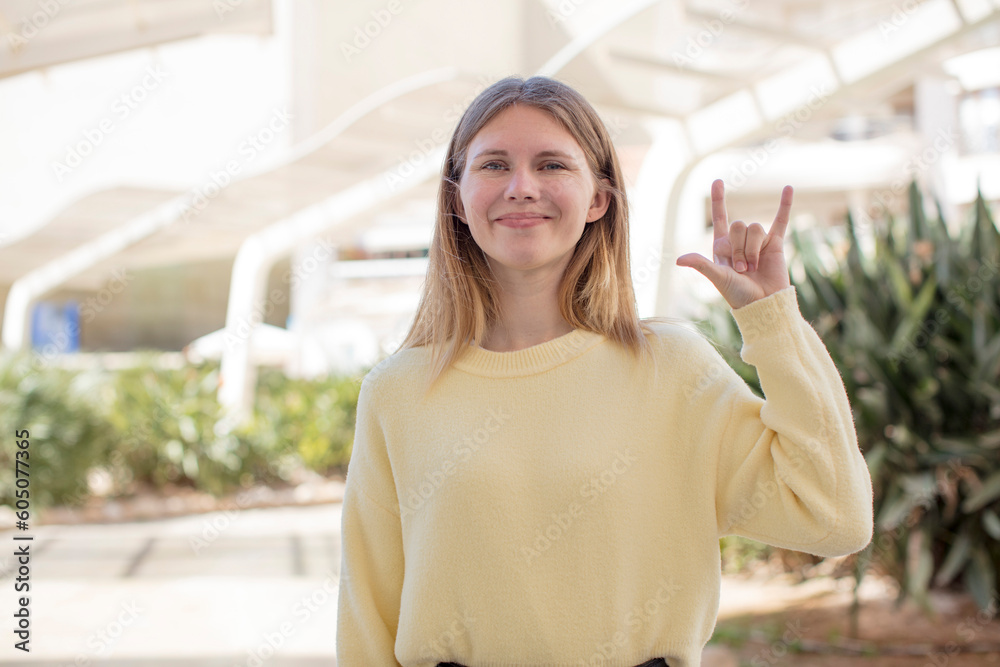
[676, 253, 731, 293]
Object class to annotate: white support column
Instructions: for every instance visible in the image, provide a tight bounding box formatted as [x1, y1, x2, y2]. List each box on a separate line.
[914, 75, 962, 223]
[653, 159, 711, 319]
[629, 118, 691, 318]
[217, 145, 447, 428]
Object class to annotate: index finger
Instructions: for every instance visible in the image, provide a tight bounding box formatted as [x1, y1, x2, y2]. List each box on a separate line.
[768, 185, 794, 239]
[711, 179, 728, 241]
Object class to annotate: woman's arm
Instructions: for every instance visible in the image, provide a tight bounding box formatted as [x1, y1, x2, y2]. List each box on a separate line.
[675, 179, 872, 555]
[336, 372, 405, 666]
[710, 286, 874, 556]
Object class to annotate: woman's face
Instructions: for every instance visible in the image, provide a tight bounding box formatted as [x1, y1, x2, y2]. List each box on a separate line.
[456, 104, 610, 279]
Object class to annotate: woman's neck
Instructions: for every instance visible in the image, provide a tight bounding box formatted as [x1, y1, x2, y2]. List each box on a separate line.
[479, 318, 574, 352]
[479, 254, 575, 352]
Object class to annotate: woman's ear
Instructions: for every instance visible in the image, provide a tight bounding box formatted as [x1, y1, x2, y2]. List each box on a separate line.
[586, 178, 612, 223]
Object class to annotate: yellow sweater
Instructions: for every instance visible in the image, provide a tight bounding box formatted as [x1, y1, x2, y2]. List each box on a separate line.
[336, 286, 874, 667]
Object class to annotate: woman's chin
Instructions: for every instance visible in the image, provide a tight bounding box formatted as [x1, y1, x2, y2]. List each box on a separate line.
[492, 257, 563, 274]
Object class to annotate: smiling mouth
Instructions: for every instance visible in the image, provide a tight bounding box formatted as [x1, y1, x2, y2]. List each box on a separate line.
[496, 216, 549, 228]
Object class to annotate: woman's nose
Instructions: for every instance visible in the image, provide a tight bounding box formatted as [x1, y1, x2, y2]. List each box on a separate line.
[504, 165, 540, 199]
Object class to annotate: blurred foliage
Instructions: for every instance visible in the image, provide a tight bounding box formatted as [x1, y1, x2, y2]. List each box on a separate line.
[0, 355, 115, 508]
[102, 357, 276, 496]
[245, 367, 361, 477]
[703, 181, 1000, 611]
[719, 535, 773, 575]
[0, 351, 364, 511]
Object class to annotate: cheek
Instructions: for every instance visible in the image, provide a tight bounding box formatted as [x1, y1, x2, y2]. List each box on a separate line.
[472, 196, 503, 227]
[457, 191, 481, 225]
[459, 184, 485, 216]
[553, 182, 589, 208]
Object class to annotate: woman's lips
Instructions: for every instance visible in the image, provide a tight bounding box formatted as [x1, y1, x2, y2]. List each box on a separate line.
[495, 216, 549, 228]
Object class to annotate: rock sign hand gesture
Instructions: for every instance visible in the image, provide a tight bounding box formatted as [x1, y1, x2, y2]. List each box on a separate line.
[676, 179, 794, 310]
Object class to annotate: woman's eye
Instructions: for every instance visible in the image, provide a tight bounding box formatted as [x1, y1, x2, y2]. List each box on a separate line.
[479, 161, 565, 171]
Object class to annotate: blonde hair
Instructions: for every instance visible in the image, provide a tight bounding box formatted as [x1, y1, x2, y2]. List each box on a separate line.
[397, 75, 680, 396]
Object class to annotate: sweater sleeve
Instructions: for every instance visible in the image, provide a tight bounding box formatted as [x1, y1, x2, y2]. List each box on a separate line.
[709, 286, 874, 557]
[336, 370, 405, 667]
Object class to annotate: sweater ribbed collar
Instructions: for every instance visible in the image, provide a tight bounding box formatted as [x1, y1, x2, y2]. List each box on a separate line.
[452, 328, 606, 377]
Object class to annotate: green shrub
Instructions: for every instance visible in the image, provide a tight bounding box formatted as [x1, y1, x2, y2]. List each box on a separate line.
[247, 367, 362, 477]
[0, 353, 115, 509]
[103, 355, 283, 496]
[0, 348, 366, 509]
[702, 181, 1000, 611]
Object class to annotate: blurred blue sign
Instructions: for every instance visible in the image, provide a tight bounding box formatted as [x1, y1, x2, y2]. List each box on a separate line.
[30, 301, 80, 353]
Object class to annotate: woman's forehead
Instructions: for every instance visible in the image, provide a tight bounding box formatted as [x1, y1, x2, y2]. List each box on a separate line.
[469, 147, 581, 162]
[467, 107, 585, 158]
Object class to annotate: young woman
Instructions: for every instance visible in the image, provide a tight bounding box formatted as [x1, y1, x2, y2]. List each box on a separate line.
[336, 75, 874, 667]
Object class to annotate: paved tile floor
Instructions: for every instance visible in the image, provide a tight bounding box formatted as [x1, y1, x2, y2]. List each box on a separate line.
[0, 503, 342, 666]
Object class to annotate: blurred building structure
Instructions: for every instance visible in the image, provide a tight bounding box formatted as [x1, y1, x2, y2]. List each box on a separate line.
[0, 0, 998, 421]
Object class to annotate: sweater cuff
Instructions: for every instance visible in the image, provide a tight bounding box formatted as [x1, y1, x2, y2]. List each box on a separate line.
[729, 285, 801, 342]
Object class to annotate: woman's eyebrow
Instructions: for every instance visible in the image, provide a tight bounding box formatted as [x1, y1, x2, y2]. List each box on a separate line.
[472, 149, 578, 161]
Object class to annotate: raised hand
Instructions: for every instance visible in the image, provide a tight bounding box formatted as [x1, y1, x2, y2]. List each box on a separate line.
[675, 179, 793, 310]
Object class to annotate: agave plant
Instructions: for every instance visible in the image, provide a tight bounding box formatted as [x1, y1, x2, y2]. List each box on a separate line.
[703, 181, 1000, 612]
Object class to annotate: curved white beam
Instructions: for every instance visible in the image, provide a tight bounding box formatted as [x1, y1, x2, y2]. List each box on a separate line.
[647, 4, 1000, 318]
[536, 0, 661, 77]
[0, 66, 467, 353]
